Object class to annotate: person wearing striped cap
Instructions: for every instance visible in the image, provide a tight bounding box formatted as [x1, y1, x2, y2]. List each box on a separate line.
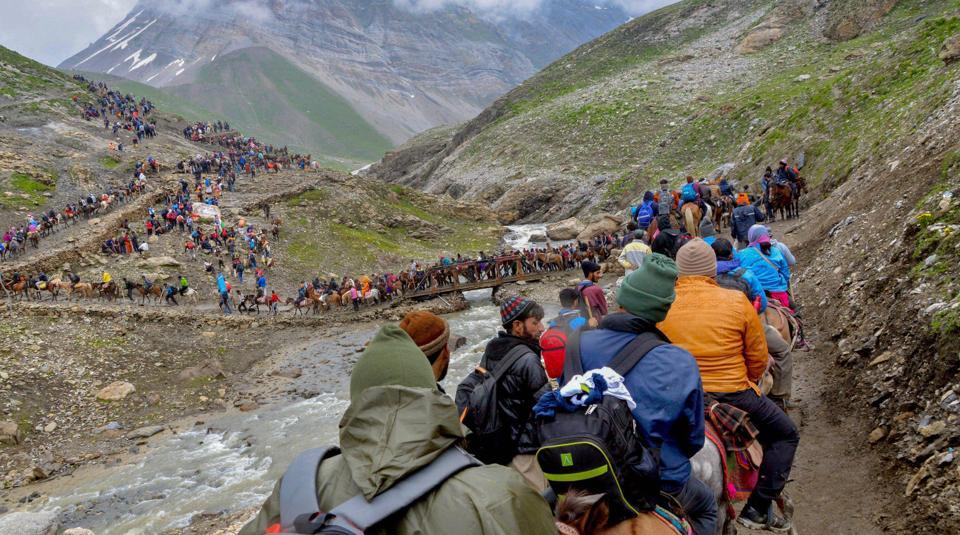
[474, 295, 549, 490]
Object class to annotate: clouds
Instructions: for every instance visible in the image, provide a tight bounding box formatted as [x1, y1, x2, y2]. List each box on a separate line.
[392, 0, 678, 17]
[0, 0, 137, 66]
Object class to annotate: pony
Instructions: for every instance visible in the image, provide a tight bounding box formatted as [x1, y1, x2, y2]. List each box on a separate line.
[770, 184, 795, 220]
[135, 283, 163, 305]
[680, 203, 702, 238]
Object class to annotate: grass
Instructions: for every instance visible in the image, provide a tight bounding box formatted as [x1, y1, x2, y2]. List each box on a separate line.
[1, 171, 55, 208]
[101, 156, 120, 169]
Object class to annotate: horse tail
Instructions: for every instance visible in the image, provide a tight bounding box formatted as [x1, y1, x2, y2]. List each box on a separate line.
[684, 207, 698, 238]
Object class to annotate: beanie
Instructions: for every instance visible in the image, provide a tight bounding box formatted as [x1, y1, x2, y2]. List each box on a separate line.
[500, 295, 535, 327]
[581, 260, 602, 278]
[616, 253, 678, 323]
[699, 219, 716, 238]
[747, 224, 769, 244]
[676, 238, 717, 277]
[349, 325, 437, 400]
[399, 310, 450, 361]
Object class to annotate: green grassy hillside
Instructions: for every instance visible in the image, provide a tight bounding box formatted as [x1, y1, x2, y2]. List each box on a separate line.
[166, 47, 392, 169]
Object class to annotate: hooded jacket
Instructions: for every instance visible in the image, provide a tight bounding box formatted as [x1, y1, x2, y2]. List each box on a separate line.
[716, 258, 768, 313]
[738, 245, 790, 293]
[240, 326, 555, 535]
[731, 204, 765, 242]
[480, 332, 549, 456]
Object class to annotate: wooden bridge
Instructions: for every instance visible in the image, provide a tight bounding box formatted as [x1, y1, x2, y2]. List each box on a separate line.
[401, 256, 577, 301]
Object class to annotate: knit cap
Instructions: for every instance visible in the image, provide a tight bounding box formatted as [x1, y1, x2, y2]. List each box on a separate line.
[699, 219, 716, 238]
[676, 238, 717, 277]
[616, 253, 678, 323]
[581, 260, 602, 278]
[399, 310, 450, 361]
[500, 295, 535, 327]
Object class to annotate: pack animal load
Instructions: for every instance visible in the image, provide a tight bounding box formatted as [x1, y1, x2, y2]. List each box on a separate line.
[535, 330, 664, 525]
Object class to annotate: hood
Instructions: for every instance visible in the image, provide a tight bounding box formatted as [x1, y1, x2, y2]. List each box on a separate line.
[717, 258, 741, 274]
[338, 384, 465, 500]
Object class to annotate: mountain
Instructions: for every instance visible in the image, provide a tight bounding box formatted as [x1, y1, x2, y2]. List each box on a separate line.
[59, 0, 634, 165]
[366, 0, 959, 222]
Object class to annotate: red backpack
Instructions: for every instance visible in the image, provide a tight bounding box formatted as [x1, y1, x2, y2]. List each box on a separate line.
[540, 314, 581, 379]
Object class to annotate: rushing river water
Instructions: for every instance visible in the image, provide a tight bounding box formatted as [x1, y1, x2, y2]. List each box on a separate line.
[39, 225, 559, 534]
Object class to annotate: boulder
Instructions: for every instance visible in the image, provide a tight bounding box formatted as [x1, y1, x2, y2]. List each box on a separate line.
[0, 420, 21, 445]
[127, 425, 165, 440]
[270, 367, 303, 379]
[576, 214, 622, 241]
[178, 359, 225, 381]
[546, 217, 585, 240]
[448, 335, 467, 353]
[941, 34, 960, 64]
[64, 529, 97, 535]
[0, 511, 59, 535]
[137, 256, 181, 269]
[736, 27, 785, 53]
[96, 381, 135, 401]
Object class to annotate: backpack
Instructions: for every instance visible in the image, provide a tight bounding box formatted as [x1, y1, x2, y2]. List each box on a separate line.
[657, 191, 672, 217]
[635, 202, 654, 229]
[536, 329, 664, 525]
[717, 267, 752, 299]
[273, 445, 480, 534]
[541, 314, 582, 379]
[736, 192, 750, 205]
[681, 183, 697, 202]
[455, 345, 531, 464]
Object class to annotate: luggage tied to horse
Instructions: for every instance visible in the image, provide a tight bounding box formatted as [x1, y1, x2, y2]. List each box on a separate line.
[273, 445, 480, 534]
[703, 402, 762, 505]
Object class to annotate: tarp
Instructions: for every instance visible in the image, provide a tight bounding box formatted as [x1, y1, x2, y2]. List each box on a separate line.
[193, 203, 221, 221]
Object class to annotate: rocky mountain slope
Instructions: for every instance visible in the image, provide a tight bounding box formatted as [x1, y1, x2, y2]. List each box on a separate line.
[368, 0, 959, 221]
[59, 0, 633, 165]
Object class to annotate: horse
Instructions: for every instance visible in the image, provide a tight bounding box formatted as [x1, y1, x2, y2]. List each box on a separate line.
[680, 203, 702, 238]
[28, 231, 40, 249]
[10, 275, 30, 301]
[237, 293, 261, 314]
[285, 297, 318, 316]
[363, 288, 381, 306]
[181, 287, 200, 305]
[536, 252, 564, 272]
[554, 491, 688, 535]
[70, 282, 95, 300]
[770, 184, 794, 220]
[791, 176, 806, 218]
[135, 284, 163, 305]
[43, 279, 62, 301]
[270, 225, 281, 241]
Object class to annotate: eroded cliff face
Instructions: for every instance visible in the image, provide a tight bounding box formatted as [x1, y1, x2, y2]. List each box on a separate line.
[59, 0, 631, 144]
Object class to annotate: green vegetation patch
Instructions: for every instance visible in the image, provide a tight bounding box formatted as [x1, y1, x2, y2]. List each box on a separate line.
[1, 171, 55, 209]
[101, 156, 120, 169]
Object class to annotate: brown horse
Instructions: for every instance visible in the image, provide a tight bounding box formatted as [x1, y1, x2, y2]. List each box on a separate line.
[771, 184, 794, 220]
[555, 491, 687, 535]
[10, 275, 30, 301]
[680, 203, 702, 238]
[536, 252, 564, 272]
[135, 284, 163, 305]
[70, 282, 95, 300]
[285, 297, 318, 316]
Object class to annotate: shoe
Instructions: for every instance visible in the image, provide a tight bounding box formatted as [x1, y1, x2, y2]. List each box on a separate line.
[737, 504, 792, 533]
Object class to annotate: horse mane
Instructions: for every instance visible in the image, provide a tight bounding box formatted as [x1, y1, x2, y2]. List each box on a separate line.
[556, 491, 613, 535]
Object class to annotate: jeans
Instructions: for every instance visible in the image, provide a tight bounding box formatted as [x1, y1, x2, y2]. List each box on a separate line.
[712, 390, 798, 511]
[666, 477, 717, 535]
[220, 291, 232, 314]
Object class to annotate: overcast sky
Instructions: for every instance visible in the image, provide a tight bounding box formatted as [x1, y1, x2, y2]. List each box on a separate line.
[0, 0, 677, 67]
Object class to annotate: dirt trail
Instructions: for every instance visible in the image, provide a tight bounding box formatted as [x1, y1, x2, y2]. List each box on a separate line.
[762, 218, 898, 534]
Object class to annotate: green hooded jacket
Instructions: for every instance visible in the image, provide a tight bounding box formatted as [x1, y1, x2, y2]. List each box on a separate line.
[239, 326, 556, 535]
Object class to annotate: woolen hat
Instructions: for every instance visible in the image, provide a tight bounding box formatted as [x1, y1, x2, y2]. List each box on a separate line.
[616, 253, 678, 323]
[399, 310, 450, 361]
[500, 295, 535, 327]
[699, 219, 716, 238]
[581, 260, 602, 277]
[676, 238, 717, 277]
[349, 325, 437, 400]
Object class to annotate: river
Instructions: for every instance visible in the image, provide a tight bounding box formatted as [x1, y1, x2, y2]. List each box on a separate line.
[37, 226, 557, 534]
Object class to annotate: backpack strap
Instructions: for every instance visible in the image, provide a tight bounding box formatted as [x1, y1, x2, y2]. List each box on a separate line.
[607, 332, 667, 376]
[562, 328, 585, 380]
[279, 446, 342, 532]
[323, 446, 481, 533]
[486, 344, 533, 382]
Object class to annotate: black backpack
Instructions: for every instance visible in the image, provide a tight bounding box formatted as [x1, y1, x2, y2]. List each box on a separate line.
[275, 445, 479, 534]
[455, 345, 530, 464]
[717, 267, 752, 299]
[535, 329, 664, 525]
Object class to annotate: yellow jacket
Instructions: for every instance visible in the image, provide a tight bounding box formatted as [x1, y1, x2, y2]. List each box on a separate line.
[102, 272, 112, 284]
[658, 276, 768, 394]
[618, 240, 652, 270]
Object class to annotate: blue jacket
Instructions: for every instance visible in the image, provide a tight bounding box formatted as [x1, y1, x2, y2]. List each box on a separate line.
[577, 314, 704, 492]
[216, 273, 227, 294]
[717, 258, 767, 313]
[731, 205, 765, 243]
[738, 245, 790, 292]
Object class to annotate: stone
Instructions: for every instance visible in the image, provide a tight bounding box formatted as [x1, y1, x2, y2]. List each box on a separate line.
[127, 425, 164, 440]
[576, 213, 622, 241]
[924, 254, 939, 267]
[868, 351, 894, 367]
[448, 335, 467, 352]
[178, 359, 225, 381]
[26, 465, 47, 481]
[271, 367, 303, 379]
[137, 256, 181, 269]
[88, 218, 101, 225]
[940, 34, 960, 64]
[868, 427, 887, 444]
[737, 27, 785, 54]
[794, 74, 811, 82]
[546, 217, 585, 241]
[0, 511, 59, 534]
[0, 420, 21, 445]
[237, 400, 259, 412]
[43, 422, 57, 433]
[64, 528, 97, 535]
[96, 381, 135, 401]
[919, 420, 946, 438]
[201, 331, 217, 338]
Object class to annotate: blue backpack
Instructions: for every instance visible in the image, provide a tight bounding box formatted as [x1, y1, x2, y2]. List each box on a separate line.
[681, 183, 697, 202]
[635, 202, 654, 228]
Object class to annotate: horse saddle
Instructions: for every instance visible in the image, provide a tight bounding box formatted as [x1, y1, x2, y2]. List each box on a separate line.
[37, 282, 47, 290]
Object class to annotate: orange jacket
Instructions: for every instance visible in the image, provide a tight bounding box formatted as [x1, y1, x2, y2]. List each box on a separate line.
[658, 276, 768, 394]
